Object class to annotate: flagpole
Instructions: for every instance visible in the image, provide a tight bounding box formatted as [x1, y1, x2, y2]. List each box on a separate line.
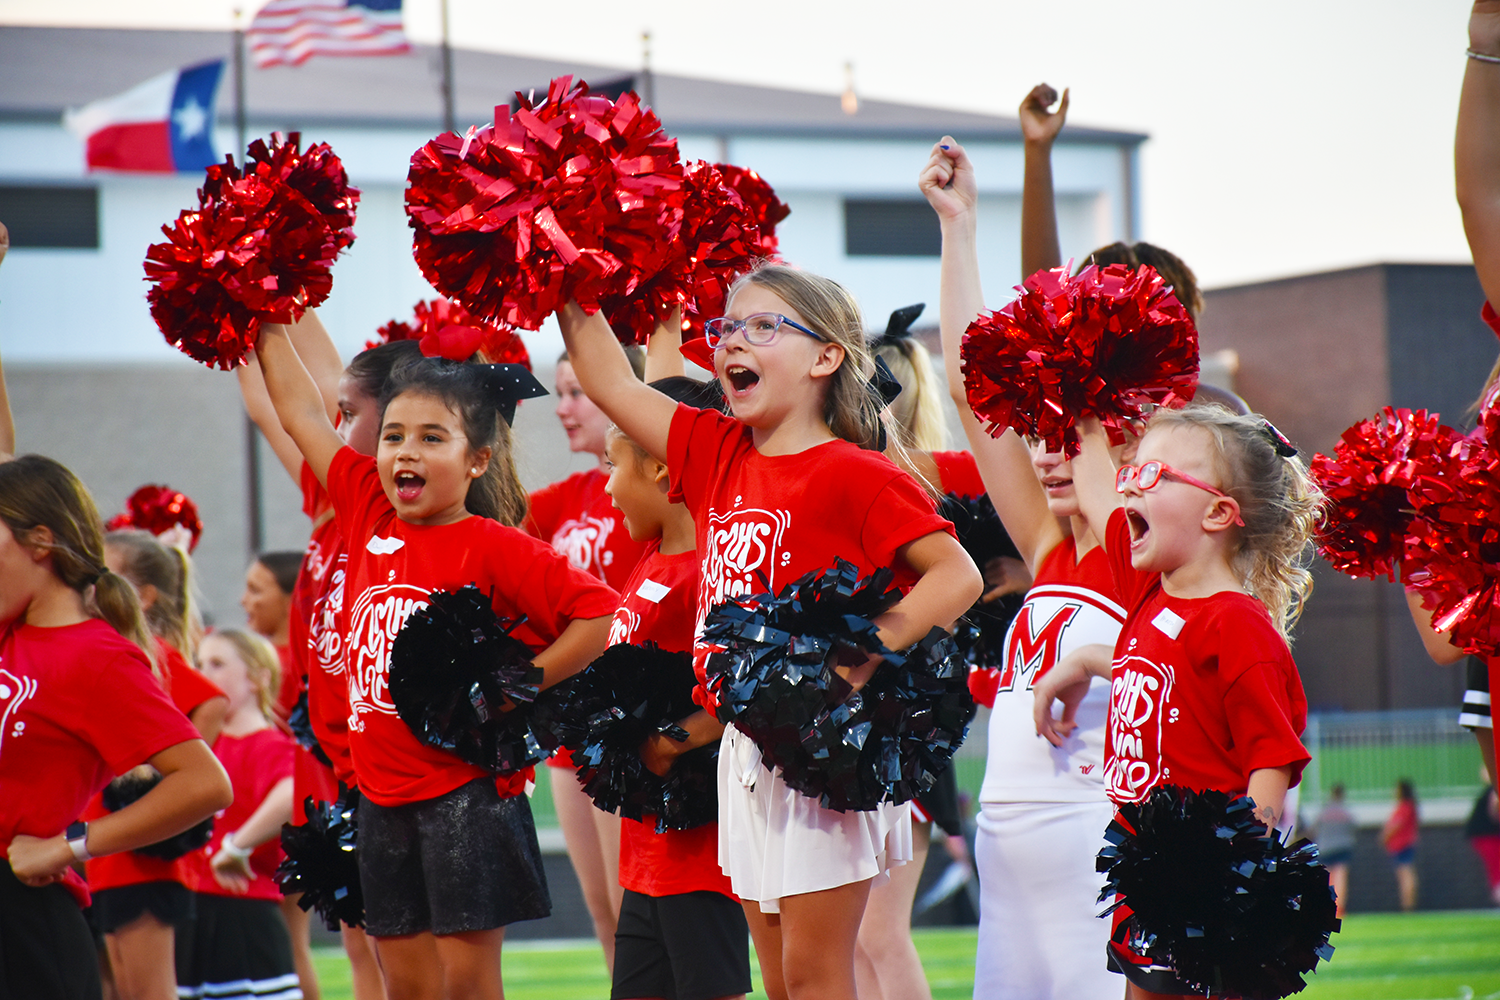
[440, 0, 455, 133]
[233, 7, 264, 555]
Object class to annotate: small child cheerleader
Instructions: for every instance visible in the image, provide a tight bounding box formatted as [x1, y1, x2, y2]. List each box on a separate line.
[255, 321, 619, 1000]
[600, 378, 753, 1000]
[558, 263, 982, 1000]
[1034, 408, 1320, 999]
[177, 629, 300, 1000]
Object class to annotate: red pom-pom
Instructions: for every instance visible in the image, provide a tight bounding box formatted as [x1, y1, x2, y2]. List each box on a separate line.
[244, 133, 360, 253]
[145, 136, 357, 371]
[961, 263, 1198, 457]
[107, 485, 203, 552]
[716, 164, 789, 253]
[369, 298, 531, 368]
[1309, 408, 1465, 581]
[405, 76, 686, 333]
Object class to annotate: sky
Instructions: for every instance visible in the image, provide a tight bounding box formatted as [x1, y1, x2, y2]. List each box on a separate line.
[0, 0, 1482, 290]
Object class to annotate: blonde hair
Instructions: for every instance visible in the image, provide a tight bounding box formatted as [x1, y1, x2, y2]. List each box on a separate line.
[727, 264, 885, 450]
[207, 628, 281, 721]
[1145, 405, 1323, 639]
[874, 337, 950, 453]
[0, 456, 157, 675]
[106, 529, 195, 661]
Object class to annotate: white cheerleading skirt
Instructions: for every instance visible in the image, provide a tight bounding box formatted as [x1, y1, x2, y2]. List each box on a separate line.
[716, 725, 912, 914]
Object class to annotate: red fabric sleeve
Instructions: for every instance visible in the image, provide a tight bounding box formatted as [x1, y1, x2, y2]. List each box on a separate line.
[85, 653, 201, 779]
[858, 475, 956, 573]
[1105, 508, 1154, 610]
[325, 447, 387, 541]
[300, 460, 331, 520]
[933, 450, 986, 498]
[1215, 611, 1311, 788]
[667, 402, 738, 508]
[491, 532, 621, 645]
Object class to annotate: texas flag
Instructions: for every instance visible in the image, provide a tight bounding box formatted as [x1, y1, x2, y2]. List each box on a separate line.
[63, 60, 224, 173]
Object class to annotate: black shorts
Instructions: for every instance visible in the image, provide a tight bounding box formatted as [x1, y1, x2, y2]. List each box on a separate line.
[0, 861, 102, 1000]
[90, 880, 196, 934]
[1461, 657, 1492, 730]
[612, 889, 752, 1000]
[175, 894, 299, 1000]
[358, 777, 550, 937]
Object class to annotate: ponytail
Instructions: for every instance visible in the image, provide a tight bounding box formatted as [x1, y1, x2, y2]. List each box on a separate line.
[105, 528, 194, 660]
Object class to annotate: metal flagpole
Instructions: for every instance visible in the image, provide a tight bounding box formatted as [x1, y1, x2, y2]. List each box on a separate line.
[234, 9, 264, 555]
[440, 0, 456, 133]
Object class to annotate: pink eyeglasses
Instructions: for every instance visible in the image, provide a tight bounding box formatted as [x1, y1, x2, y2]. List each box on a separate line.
[1115, 461, 1245, 526]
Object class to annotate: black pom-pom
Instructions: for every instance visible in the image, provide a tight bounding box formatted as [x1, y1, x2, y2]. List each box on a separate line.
[939, 491, 1025, 670]
[702, 560, 975, 811]
[388, 585, 554, 774]
[544, 642, 719, 831]
[1098, 785, 1340, 999]
[102, 767, 214, 861]
[287, 690, 333, 769]
[276, 789, 364, 931]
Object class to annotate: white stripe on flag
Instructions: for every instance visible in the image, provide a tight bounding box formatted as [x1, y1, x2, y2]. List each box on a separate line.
[248, 0, 408, 69]
[63, 67, 177, 137]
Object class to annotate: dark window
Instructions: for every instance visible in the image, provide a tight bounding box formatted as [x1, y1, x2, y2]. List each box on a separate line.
[844, 198, 940, 257]
[0, 186, 99, 248]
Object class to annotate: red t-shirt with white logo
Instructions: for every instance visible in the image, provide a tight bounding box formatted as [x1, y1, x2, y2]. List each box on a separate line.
[0, 619, 200, 907]
[667, 404, 955, 707]
[610, 542, 736, 900]
[186, 726, 296, 901]
[527, 468, 649, 593]
[325, 446, 621, 807]
[978, 537, 1125, 804]
[85, 641, 226, 891]
[294, 464, 355, 801]
[1101, 509, 1310, 805]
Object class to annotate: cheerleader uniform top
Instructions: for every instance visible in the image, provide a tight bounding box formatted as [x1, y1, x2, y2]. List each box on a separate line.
[325, 446, 620, 807]
[1101, 508, 1309, 805]
[0, 619, 199, 907]
[665, 403, 954, 710]
[84, 640, 225, 893]
[610, 540, 737, 900]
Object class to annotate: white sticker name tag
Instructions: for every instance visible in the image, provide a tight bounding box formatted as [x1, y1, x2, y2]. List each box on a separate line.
[635, 579, 671, 604]
[1151, 607, 1186, 640]
[366, 535, 404, 555]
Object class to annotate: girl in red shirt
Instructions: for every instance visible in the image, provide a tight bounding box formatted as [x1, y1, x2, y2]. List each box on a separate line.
[177, 629, 300, 1000]
[559, 264, 982, 1000]
[87, 529, 228, 1000]
[255, 321, 617, 1000]
[1035, 408, 1321, 999]
[0, 455, 231, 1000]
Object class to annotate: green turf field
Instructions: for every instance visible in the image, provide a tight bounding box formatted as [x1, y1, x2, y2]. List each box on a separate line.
[310, 909, 1500, 999]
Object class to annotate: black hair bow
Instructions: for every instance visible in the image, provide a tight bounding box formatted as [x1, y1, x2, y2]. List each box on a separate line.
[477, 364, 548, 425]
[875, 303, 926, 348]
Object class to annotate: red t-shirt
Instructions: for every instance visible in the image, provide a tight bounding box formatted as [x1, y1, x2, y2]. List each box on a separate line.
[1101, 509, 1310, 805]
[325, 446, 621, 807]
[85, 642, 226, 892]
[667, 404, 954, 708]
[611, 542, 736, 900]
[186, 726, 296, 901]
[527, 468, 650, 593]
[307, 545, 355, 788]
[0, 619, 199, 907]
[933, 449, 986, 499]
[1384, 799, 1419, 855]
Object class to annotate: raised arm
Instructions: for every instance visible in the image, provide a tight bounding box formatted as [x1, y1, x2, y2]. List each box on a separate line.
[644, 306, 687, 382]
[1458, 2, 1500, 305]
[556, 301, 678, 461]
[1404, 587, 1467, 665]
[1019, 84, 1069, 279]
[255, 322, 344, 486]
[919, 138, 1065, 572]
[1070, 417, 1124, 544]
[237, 310, 342, 482]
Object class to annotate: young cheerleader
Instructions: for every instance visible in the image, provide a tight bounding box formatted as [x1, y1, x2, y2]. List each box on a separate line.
[527, 346, 649, 972]
[177, 628, 301, 1000]
[557, 264, 982, 1000]
[84, 529, 228, 1000]
[1033, 408, 1319, 998]
[920, 135, 1128, 999]
[254, 321, 619, 1000]
[600, 378, 753, 1000]
[0, 455, 231, 1000]
[240, 316, 419, 1000]
[242, 550, 303, 720]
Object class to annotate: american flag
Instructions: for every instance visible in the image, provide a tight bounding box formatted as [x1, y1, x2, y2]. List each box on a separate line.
[247, 0, 410, 69]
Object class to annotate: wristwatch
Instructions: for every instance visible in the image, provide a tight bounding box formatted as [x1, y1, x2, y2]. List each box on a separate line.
[65, 821, 91, 862]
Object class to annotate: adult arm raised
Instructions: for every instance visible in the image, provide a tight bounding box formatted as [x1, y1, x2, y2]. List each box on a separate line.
[1019, 83, 1069, 279]
[255, 321, 344, 487]
[237, 310, 343, 483]
[1458, 2, 1500, 305]
[556, 301, 678, 463]
[919, 138, 1065, 573]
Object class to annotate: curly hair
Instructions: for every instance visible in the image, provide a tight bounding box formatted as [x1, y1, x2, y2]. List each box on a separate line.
[1146, 404, 1324, 639]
